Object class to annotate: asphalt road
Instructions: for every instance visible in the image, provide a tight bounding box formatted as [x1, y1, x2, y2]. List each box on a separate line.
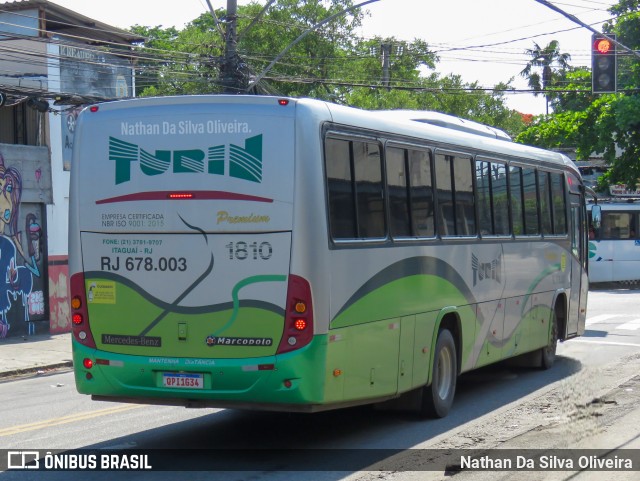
[1, 285, 639, 481]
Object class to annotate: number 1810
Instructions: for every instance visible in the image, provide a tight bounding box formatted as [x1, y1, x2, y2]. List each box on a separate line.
[225, 241, 273, 260]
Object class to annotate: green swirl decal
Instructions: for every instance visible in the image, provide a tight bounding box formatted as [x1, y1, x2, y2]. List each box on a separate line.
[210, 275, 287, 336]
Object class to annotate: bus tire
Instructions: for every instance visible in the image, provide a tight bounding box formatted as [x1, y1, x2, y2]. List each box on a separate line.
[540, 309, 558, 370]
[421, 328, 457, 418]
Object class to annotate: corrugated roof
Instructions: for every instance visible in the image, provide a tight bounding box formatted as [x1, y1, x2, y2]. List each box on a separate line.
[0, 0, 144, 44]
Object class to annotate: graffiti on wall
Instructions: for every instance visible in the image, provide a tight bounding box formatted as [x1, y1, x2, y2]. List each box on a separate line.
[0, 153, 45, 338]
[49, 261, 70, 334]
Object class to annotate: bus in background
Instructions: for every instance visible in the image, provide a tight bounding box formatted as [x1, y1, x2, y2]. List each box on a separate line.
[588, 198, 640, 283]
[69, 96, 589, 418]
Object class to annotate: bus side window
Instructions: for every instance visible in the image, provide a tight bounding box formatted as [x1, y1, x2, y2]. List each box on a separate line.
[601, 212, 612, 239]
[325, 138, 357, 239]
[386, 146, 411, 237]
[325, 136, 385, 240]
[538, 171, 553, 235]
[353, 141, 385, 238]
[550, 173, 567, 234]
[523, 167, 539, 235]
[408, 149, 435, 237]
[475, 160, 493, 235]
[386, 146, 435, 238]
[492, 163, 509, 235]
[453, 155, 476, 236]
[510, 165, 524, 235]
[435, 153, 453, 236]
[600, 212, 633, 240]
[435, 152, 475, 236]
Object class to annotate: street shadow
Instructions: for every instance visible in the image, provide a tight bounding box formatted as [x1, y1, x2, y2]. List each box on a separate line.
[582, 329, 609, 338]
[13, 356, 578, 481]
[1, 356, 583, 481]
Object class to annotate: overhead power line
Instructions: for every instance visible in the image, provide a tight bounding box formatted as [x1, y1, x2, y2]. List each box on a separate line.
[1, 0, 634, 104]
[534, 0, 640, 60]
[246, 0, 381, 91]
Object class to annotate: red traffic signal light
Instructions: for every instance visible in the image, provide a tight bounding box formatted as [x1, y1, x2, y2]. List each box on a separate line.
[591, 33, 617, 93]
[594, 38, 613, 55]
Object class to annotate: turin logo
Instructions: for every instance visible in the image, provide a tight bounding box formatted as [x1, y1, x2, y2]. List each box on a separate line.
[109, 134, 263, 185]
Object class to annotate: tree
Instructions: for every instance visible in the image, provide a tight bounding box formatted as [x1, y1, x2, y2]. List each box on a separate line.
[128, 25, 183, 96]
[519, 40, 571, 114]
[128, 1, 369, 97]
[516, 0, 640, 191]
[125, 1, 525, 135]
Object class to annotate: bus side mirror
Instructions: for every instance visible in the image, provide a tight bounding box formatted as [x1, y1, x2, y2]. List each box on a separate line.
[591, 205, 602, 229]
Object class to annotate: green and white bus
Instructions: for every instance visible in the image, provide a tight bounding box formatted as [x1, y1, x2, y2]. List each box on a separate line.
[69, 96, 589, 417]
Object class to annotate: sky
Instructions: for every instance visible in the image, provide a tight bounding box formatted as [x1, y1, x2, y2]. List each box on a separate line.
[43, 0, 618, 114]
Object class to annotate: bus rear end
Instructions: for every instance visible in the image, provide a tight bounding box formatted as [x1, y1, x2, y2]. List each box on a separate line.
[69, 96, 321, 409]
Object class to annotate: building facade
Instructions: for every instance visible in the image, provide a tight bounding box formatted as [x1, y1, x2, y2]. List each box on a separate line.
[0, 0, 141, 339]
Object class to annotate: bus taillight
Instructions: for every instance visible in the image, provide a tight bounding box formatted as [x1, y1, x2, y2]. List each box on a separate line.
[70, 273, 97, 348]
[71, 296, 82, 310]
[277, 274, 314, 354]
[168, 192, 194, 199]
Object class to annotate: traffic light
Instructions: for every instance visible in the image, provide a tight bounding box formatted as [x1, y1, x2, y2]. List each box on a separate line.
[591, 33, 617, 93]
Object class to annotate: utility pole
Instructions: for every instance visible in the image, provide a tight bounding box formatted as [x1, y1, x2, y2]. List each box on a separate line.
[381, 43, 391, 91]
[223, 0, 239, 93]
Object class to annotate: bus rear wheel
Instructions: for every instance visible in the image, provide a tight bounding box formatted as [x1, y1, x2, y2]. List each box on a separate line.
[540, 309, 558, 369]
[421, 328, 457, 418]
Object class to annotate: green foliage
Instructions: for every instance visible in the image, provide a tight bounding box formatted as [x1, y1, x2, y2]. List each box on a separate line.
[547, 67, 593, 113]
[129, 22, 224, 95]
[516, 0, 640, 191]
[520, 40, 571, 94]
[126, 1, 524, 136]
[237, 0, 367, 97]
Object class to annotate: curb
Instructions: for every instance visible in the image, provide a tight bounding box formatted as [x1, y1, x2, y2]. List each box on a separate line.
[0, 361, 74, 381]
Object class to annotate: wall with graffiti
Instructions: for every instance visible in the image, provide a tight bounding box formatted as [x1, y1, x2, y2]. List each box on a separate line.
[0, 144, 52, 339]
[48, 255, 70, 334]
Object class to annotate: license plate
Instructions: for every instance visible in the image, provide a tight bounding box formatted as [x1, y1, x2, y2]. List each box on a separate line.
[162, 372, 204, 389]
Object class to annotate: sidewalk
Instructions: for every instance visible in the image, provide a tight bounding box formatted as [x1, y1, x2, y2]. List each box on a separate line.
[0, 332, 73, 379]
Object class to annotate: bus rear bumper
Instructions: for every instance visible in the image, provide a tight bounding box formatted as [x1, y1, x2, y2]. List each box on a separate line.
[72, 337, 327, 408]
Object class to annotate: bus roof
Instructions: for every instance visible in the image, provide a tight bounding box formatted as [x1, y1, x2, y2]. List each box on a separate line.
[370, 110, 512, 141]
[88, 95, 579, 176]
[301, 98, 578, 174]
